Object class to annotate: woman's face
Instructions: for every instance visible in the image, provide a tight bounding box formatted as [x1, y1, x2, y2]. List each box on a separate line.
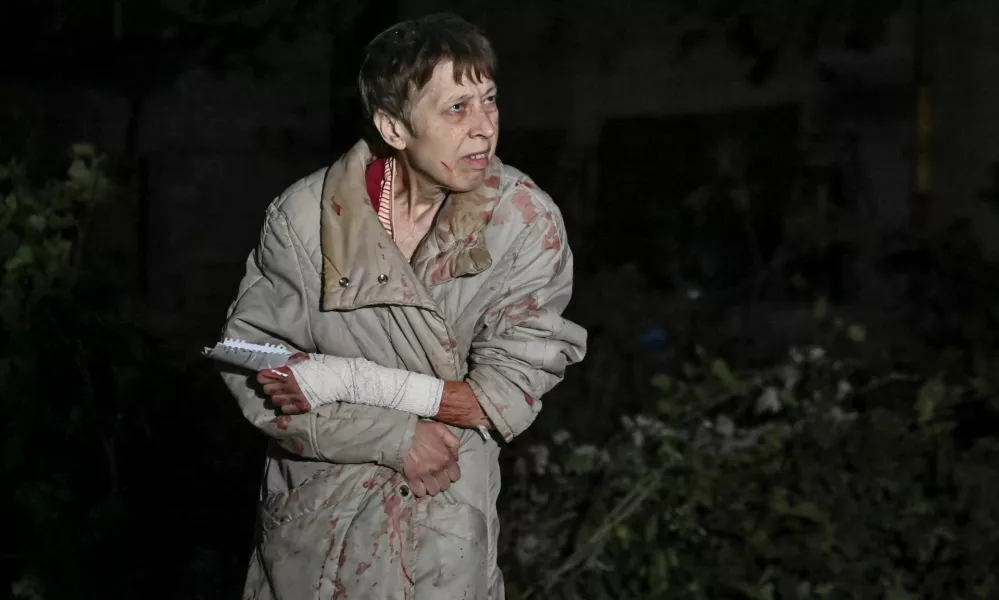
[382, 60, 499, 193]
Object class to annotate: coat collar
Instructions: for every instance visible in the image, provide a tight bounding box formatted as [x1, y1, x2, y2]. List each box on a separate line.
[318, 140, 503, 311]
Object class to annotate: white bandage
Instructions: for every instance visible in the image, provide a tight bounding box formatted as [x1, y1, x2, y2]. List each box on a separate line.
[287, 354, 444, 418]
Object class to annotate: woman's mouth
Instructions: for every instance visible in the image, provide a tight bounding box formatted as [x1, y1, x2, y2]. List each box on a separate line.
[461, 152, 489, 169]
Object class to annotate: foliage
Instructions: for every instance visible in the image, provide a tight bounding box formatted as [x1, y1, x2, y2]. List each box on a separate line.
[497, 292, 999, 599]
[6, 141, 999, 600]
[1, 147, 261, 599]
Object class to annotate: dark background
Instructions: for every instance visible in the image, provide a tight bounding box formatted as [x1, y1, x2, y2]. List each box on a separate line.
[4, 1, 999, 598]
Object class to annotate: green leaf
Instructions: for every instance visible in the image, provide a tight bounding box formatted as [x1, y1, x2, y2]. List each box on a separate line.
[710, 358, 739, 389]
[916, 375, 945, 425]
[654, 550, 669, 583]
[11, 572, 45, 600]
[5, 245, 34, 271]
[67, 158, 90, 182]
[71, 142, 97, 158]
[650, 374, 673, 393]
[787, 500, 828, 523]
[616, 524, 631, 549]
[814, 296, 829, 320]
[645, 515, 659, 541]
[565, 451, 595, 475]
[27, 214, 46, 231]
[846, 323, 866, 343]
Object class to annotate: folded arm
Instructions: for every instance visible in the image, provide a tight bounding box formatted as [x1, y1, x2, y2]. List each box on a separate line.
[264, 361, 490, 430]
[257, 207, 586, 440]
[464, 210, 587, 441]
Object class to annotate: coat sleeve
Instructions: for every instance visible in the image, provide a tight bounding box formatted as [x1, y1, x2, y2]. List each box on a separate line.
[465, 209, 587, 441]
[219, 203, 417, 472]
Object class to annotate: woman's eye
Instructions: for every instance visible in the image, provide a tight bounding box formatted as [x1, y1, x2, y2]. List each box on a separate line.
[484, 95, 497, 104]
[448, 103, 464, 113]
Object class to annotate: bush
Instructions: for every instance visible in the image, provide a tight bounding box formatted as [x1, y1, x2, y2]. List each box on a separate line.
[6, 145, 999, 600]
[1, 146, 261, 600]
[498, 306, 999, 600]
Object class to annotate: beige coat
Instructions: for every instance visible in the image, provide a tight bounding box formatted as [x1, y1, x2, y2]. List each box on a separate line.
[220, 140, 586, 599]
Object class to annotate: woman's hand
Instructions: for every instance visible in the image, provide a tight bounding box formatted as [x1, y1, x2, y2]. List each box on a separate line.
[256, 352, 311, 414]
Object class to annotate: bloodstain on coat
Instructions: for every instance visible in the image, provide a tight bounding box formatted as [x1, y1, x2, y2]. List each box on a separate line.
[429, 256, 455, 285]
[355, 562, 371, 576]
[271, 415, 292, 430]
[511, 188, 539, 225]
[400, 277, 415, 301]
[541, 216, 561, 251]
[524, 392, 536, 407]
[441, 338, 458, 351]
[332, 198, 343, 216]
[501, 295, 540, 329]
[371, 489, 415, 585]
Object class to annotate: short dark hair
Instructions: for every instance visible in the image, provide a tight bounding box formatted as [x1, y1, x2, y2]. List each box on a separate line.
[358, 13, 497, 154]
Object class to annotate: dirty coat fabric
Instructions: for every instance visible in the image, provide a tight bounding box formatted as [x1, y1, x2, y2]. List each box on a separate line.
[220, 140, 586, 600]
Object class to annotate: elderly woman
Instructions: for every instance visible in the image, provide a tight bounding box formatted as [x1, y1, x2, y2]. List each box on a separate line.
[219, 13, 586, 599]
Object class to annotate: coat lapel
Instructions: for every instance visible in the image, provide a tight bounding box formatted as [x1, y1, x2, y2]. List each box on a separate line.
[319, 140, 502, 311]
[411, 159, 503, 288]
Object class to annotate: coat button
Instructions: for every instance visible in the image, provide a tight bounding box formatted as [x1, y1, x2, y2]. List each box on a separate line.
[377, 274, 389, 284]
[338, 276, 350, 287]
[399, 485, 410, 497]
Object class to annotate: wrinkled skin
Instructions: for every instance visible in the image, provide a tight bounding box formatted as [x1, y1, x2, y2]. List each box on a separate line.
[374, 59, 499, 196]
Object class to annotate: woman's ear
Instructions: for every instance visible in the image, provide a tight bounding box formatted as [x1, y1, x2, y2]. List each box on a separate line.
[372, 110, 408, 151]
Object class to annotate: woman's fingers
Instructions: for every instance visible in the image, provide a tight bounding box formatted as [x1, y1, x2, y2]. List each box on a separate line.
[445, 461, 462, 483]
[271, 394, 310, 415]
[287, 352, 310, 365]
[408, 478, 428, 498]
[421, 474, 441, 497]
[434, 469, 452, 493]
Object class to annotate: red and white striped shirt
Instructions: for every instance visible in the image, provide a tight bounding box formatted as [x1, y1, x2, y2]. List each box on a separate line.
[365, 156, 395, 239]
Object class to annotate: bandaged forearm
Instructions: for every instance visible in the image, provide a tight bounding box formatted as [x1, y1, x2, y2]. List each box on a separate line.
[287, 354, 444, 417]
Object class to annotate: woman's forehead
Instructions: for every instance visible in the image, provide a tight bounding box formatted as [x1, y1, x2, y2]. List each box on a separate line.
[416, 61, 494, 102]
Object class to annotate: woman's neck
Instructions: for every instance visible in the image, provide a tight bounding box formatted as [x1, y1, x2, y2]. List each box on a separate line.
[394, 154, 448, 222]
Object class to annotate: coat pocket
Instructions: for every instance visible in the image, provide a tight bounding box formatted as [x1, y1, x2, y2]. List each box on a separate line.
[256, 495, 344, 599]
[256, 467, 415, 600]
[412, 499, 490, 599]
[260, 464, 343, 532]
